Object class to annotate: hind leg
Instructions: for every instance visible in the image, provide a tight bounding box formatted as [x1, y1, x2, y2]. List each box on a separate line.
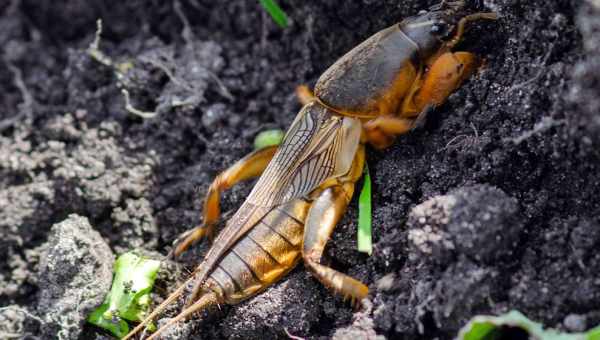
[302, 185, 369, 304]
[172, 145, 278, 257]
[302, 145, 369, 304]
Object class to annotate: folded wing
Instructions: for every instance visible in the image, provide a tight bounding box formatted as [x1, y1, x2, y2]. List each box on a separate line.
[248, 101, 361, 207]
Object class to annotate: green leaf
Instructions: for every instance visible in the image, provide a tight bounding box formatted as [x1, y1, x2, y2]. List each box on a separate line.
[87, 252, 161, 338]
[458, 310, 599, 340]
[254, 129, 285, 150]
[259, 0, 289, 28]
[87, 302, 129, 338]
[357, 164, 372, 255]
[587, 326, 600, 340]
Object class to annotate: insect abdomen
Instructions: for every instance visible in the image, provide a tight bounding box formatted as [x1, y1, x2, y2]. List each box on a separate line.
[207, 199, 310, 303]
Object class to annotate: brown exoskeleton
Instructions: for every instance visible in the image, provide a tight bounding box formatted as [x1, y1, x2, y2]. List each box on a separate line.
[124, 2, 496, 339]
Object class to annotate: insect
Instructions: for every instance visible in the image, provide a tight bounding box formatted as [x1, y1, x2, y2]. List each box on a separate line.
[124, 2, 496, 339]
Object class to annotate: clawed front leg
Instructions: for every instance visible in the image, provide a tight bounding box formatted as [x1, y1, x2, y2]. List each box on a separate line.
[363, 115, 420, 149]
[364, 51, 480, 149]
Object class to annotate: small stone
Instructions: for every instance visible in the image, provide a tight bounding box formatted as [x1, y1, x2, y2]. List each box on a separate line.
[202, 103, 227, 128]
[375, 273, 396, 292]
[563, 314, 587, 332]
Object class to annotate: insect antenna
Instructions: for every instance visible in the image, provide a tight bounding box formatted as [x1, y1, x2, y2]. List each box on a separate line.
[145, 292, 219, 340]
[122, 276, 195, 340]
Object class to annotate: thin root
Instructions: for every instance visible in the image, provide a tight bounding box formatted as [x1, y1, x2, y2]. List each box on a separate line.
[121, 89, 158, 119]
[173, 0, 234, 102]
[87, 20, 159, 120]
[284, 327, 306, 340]
[86, 19, 114, 68]
[439, 122, 480, 153]
[0, 60, 35, 132]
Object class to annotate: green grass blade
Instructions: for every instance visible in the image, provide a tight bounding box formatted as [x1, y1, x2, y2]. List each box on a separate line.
[358, 164, 372, 255]
[259, 0, 289, 28]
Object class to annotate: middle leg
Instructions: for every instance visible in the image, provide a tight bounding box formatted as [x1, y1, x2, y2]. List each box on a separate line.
[172, 145, 278, 257]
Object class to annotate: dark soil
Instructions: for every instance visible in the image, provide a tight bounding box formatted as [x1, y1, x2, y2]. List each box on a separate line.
[1, 0, 599, 339]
